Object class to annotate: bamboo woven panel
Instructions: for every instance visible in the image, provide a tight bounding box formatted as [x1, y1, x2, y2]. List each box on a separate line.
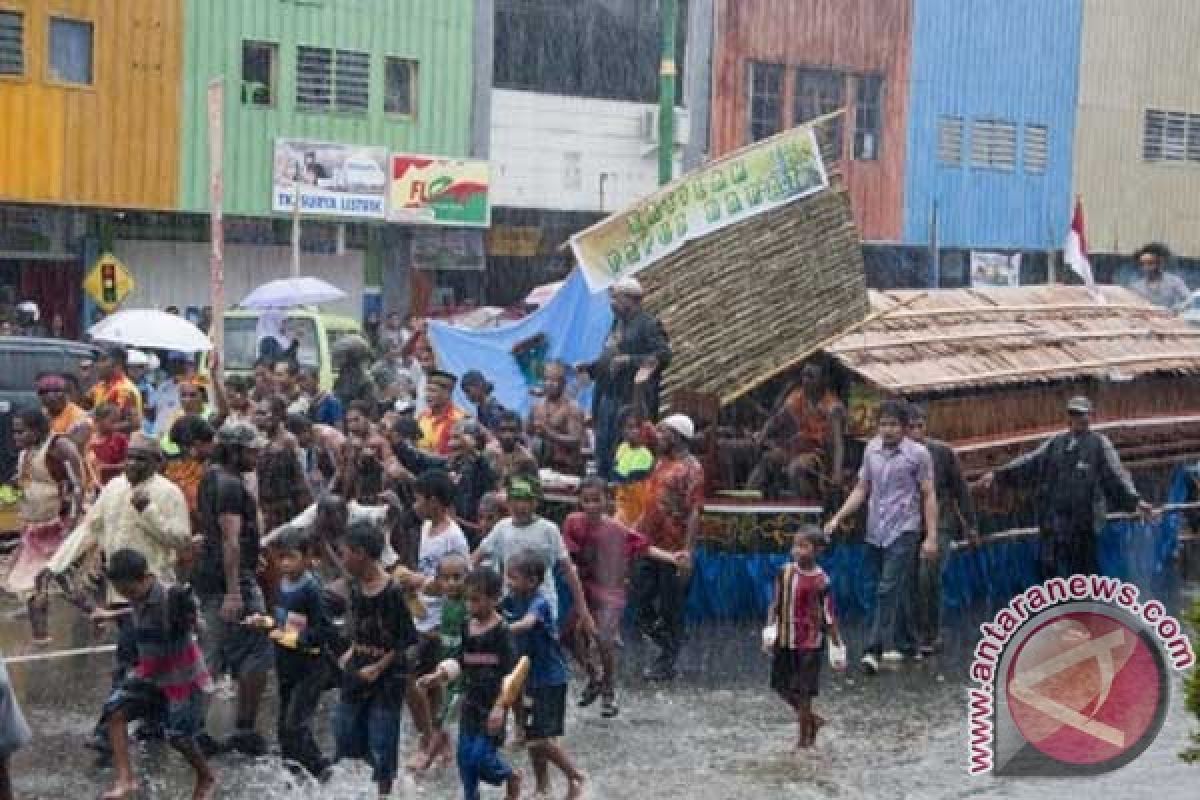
[640, 186, 870, 405]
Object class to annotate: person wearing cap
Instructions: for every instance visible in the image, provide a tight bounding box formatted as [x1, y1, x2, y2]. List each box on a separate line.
[630, 413, 704, 681]
[473, 474, 595, 636]
[417, 370, 467, 457]
[38, 371, 91, 446]
[89, 346, 143, 435]
[980, 396, 1152, 579]
[578, 276, 671, 480]
[192, 421, 273, 756]
[1129, 242, 1190, 312]
[45, 432, 192, 756]
[460, 370, 507, 433]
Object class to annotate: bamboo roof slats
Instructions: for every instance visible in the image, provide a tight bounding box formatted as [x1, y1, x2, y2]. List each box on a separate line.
[826, 286, 1200, 395]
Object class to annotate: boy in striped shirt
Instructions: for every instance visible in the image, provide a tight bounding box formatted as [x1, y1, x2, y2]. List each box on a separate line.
[95, 548, 215, 800]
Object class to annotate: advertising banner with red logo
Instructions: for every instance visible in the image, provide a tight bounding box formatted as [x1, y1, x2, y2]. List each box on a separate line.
[387, 155, 490, 228]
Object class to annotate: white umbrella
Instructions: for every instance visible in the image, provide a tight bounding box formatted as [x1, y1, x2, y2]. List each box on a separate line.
[524, 280, 564, 308]
[241, 276, 346, 309]
[89, 310, 213, 352]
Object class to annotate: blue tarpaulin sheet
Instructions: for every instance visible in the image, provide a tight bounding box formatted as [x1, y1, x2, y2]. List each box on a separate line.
[426, 269, 612, 419]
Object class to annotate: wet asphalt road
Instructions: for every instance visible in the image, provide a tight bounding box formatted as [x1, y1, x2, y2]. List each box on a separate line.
[3, 591, 1198, 799]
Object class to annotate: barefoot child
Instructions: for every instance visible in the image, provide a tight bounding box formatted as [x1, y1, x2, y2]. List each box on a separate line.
[564, 477, 685, 717]
[334, 521, 418, 796]
[764, 529, 844, 749]
[96, 548, 214, 800]
[418, 566, 523, 800]
[262, 529, 334, 779]
[503, 551, 586, 799]
[394, 469, 470, 772]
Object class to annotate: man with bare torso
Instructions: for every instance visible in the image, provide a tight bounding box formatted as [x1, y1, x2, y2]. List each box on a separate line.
[528, 361, 586, 475]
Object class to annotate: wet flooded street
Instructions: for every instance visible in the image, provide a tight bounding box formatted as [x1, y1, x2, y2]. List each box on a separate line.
[4, 591, 1197, 799]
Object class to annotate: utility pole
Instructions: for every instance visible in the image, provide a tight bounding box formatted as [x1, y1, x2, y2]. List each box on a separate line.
[658, 0, 678, 186]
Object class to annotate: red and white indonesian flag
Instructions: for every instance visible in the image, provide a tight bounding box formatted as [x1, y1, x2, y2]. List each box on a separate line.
[1065, 198, 1104, 303]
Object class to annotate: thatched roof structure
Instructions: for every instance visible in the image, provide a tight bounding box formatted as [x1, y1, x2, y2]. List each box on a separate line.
[826, 285, 1200, 396]
[640, 185, 869, 405]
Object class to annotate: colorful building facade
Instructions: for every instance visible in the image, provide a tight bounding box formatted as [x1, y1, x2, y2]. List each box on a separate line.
[710, 0, 1087, 280]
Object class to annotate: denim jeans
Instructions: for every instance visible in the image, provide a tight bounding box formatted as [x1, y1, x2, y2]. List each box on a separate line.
[865, 531, 920, 656]
[333, 695, 401, 786]
[915, 529, 954, 647]
[457, 732, 513, 800]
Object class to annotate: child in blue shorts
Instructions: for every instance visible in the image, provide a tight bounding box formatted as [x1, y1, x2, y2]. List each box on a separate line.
[419, 566, 522, 800]
[503, 551, 586, 799]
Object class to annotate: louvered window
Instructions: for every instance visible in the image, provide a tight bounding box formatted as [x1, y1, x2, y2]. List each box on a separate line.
[971, 119, 1017, 171]
[297, 46, 333, 111]
[334, 49, 369, 113]
[0, 11, 22, 76]
[1024, 124, 1048, 174]
[937, 116, 963, 166]
[1143, 109, 1200, 163]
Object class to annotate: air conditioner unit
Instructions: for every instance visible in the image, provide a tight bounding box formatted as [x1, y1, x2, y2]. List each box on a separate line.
[641, 108, 691, 146]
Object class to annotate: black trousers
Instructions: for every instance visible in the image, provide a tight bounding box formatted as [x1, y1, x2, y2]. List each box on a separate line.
[630, 558, 690, 668]
[1041, 527, 1098, 580]
[277, 654, 330, 777]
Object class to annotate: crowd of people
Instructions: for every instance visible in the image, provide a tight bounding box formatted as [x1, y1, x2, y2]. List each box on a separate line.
[0, 279, 711, 799]
[0, 269, 1166, 799]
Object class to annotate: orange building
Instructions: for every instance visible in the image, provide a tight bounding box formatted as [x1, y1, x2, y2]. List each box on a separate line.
[709, 0, 912, 242]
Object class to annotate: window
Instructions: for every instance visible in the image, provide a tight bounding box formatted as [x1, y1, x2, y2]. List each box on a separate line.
[1142, 109, 1200, 163]
[1024, 124, 1048, 175]
[384, 57, 417, 116]
[296, 46, 333, 111]
[334, 49, 369, 113]
[241, 41, 277, 106]
[748, 62, 784, 142]
[297, 46, 369, 113]
[0, 10, 23, 76]
[48, 17, 93, 85]
[971, 119, 1017, 171]
[854, 75, 883, 160]
[937, 116, 964, 166]
[795, 68, 844, 156]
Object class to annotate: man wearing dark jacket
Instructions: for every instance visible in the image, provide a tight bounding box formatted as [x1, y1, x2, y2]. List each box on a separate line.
[907, 406, 978, 654]
[980, 396, 1152, 579]
[580, 276, 671, 479]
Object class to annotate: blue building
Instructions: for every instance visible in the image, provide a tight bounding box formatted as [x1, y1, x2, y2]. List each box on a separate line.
[902, 0, 1083, 264]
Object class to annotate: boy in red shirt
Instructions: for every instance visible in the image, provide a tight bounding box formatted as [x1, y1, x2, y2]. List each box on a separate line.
[563, 477, 684, 717]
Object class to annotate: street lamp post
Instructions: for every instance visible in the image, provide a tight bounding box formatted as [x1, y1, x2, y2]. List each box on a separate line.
[658, 0, 678, 187]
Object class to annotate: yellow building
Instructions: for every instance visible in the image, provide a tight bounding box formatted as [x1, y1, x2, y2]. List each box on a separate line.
[1075, 0, 1200, 258]
[0, 0, 182, 209]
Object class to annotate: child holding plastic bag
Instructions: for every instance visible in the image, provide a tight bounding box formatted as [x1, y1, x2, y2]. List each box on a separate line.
[763, 528, 845, 749]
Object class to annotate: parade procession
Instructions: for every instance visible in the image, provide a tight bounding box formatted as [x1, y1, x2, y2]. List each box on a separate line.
[1, 1, 1200, 799]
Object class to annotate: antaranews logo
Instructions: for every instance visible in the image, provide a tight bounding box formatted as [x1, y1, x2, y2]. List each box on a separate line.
[967, 574, 1195, 777]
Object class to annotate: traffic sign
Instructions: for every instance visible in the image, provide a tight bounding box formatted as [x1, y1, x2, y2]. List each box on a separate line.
[83, 253, 135, 312]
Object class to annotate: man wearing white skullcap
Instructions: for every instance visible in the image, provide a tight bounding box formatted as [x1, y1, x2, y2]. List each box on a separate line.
[577, 274, 671, 479]
[630, 412, 703, 682]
